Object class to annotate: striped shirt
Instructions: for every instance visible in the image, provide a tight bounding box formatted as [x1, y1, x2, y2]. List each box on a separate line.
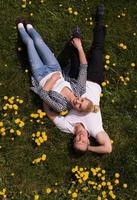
[31, 64, 88, 113]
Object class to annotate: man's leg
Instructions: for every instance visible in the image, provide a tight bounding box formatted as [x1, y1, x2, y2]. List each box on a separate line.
[26, 24, 60, 68]
[68, 44, 80, 79]
[87, 24, 106, 85]
[87, 5, 106, 85]
[18, 23, 44, 82]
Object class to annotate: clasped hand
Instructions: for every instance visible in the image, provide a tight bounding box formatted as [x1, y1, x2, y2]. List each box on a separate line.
[51, 72, 61, 81]
[71, 38, 83, 51]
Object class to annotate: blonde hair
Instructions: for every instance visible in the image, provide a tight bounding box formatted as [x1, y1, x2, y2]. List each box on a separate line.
[81, 98, 100, 113]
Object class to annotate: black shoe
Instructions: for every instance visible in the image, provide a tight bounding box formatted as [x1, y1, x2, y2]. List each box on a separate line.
[71, 26, 81, 38]
[96, 4, 105, 16]
[16, 18, 25, 26]
[23, 19, 32, 27]
[95, 4, 105, 24]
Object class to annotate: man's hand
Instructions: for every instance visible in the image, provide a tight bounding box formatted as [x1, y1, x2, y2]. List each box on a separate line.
[71, 38, 83, 51]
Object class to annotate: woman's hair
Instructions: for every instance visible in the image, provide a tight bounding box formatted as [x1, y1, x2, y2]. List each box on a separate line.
[80, 98, 100, 113]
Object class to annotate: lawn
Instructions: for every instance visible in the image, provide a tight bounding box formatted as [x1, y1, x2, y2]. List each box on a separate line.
[0, 0, 137, 199]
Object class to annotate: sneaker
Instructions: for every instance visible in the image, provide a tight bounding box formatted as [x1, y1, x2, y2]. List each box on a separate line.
[96, 4, 105, 16]
[71, 26, 81, 38]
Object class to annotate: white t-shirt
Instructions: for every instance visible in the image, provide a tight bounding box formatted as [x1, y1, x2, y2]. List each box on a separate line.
[53, 81, 104, 138]
[39, 72, 72, 93]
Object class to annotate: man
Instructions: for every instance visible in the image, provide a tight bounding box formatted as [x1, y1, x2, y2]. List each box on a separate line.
[43, 82, 112, 154]
[43, 5, 112, 154]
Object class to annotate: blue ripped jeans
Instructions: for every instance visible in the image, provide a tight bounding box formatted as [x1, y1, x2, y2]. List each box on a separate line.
[18, 26, 61, 83]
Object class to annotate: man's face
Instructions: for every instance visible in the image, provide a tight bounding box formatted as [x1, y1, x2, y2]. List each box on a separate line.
[73, 123, 90, 151]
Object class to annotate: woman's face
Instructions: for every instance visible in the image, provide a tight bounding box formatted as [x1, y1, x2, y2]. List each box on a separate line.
[72, 97, 90, 111]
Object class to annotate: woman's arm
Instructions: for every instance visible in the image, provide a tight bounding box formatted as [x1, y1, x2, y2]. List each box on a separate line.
[71, 38, 88, 90]
[71, 38, 87, 65]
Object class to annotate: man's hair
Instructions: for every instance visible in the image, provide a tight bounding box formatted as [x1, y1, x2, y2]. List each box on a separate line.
[80, 98, 100, 113]
[73, 140, 88, 156]
[73, 146, 88, 156]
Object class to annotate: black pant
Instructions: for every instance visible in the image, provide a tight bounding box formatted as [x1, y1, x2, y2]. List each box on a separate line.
[61, 24, 106, 86]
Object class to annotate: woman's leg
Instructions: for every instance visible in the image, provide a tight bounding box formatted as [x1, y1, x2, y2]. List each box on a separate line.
[87, 24, 106, 85]
[18, 23, 45, 82]
[26, 25, 60, 68]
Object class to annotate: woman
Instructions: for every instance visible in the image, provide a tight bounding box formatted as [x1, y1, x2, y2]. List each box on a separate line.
[17, 22, 97, 114]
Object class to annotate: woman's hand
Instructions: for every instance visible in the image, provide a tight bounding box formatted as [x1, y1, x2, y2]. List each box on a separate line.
[51, 72, 61, 81]
[71, 38, 83, 51]
[43, 72, 61, 91]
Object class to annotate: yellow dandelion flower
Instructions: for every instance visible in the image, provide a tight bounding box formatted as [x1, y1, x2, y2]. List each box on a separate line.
[104, 65, 109, 70]
[41, 154, 46, 161]
[10, 129, 14, 133]
[34, 194, 39, 200]
[115, 173, 120, 178]
[68, 7, 72, 11]
[72, 192, 77, 198]
[78, 179, 83, 184]
[107, 181, 111, 186]
[4, 96, 8, 100]
[97, 196, 102, 200]
[0, 122, 3, 127]
[101, 181, 106, 186]
[105, 55, 110, 60]
[74, 11, 78, 16]
[45, 187, 52, 194]
[68, 190, 72, 194]
[1, 132, 6, 136]
[16, 130, 22, 136]
[39, 137, 43, 143]
[101, 82, 107, 87]
[123, 183, 128, 188]
[60, 110, 68, 116]
[114, 179, 119, 184]
[131, 63, 136, 67]
[119, 43, 124, 47]
[102, 170, 106, 174]
[123, 45, 127, 49]
[15, 118, 20, 124]
[106, 60, 110, 64]
[36, 131, 40, 137]
[108, 185, 113, 190]
[19, 99, 23, 104]
[111, 139, 114, 144]
[0, 127, 6, 132]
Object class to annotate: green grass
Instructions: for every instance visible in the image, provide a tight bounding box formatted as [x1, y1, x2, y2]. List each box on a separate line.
[0, 0, 137, 199]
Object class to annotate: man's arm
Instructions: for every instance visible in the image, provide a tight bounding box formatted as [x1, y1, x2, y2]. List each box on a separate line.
[88, 131, 112, 154]
[43, 102, 58, 121]
[43, 102, 74, 134]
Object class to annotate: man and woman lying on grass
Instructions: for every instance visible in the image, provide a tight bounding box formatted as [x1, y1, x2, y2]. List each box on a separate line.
[17, 5, 112, 155]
